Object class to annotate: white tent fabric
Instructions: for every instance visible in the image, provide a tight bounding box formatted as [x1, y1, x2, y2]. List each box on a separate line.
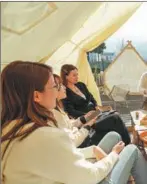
[1, 2, 102, 67]
[1, 2, 142, 104]
[103, 41, 147, 94]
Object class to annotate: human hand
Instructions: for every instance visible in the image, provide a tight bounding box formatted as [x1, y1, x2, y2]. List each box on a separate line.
[93, 146, 107, 160]
[83, 116, 97, 127]
[84, 110, 95, 119]
[96, 105, 112, 112]
[95, 106, 100, 110]
[112, 141, 125, 154]
[105, 105, 113, 111]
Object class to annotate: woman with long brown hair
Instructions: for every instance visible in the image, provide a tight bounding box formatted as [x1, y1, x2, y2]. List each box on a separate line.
[60, 64, 131, 145]
[1, 61, 147, 184]
[53, 74, 97, 148]
[1, 61, 58, 183]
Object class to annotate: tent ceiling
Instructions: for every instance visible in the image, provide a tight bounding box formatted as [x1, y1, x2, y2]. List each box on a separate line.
[1, 2, 101, 68]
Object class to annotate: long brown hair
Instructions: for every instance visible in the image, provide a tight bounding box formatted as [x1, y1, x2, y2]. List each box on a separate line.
[60, 64, 77, 86]
[1, 61, 57, 144]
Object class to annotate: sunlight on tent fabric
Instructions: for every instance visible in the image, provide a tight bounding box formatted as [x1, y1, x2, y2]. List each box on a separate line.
[107, 2, 147, 43]
[47, 41, 76, 63]
[64, 48, 80, 66]
[71, 3, 105, 44]
[71, 2, 140, 48]
[48, 47, 80, 76]
[79, 2, 141, 51]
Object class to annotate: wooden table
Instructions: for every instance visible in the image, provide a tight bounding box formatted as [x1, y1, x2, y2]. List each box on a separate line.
[130, 110, 147, 160]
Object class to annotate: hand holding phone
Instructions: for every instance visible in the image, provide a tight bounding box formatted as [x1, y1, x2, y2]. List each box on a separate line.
[85, 110, 101, 122]
[83, 116, 97, 127]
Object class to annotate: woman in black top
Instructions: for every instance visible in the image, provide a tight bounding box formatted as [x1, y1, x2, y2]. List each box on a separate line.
[60, 64, 131, 145]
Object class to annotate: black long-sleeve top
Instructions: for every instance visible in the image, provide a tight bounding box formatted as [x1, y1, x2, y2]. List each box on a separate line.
[62, 82, 98, 118]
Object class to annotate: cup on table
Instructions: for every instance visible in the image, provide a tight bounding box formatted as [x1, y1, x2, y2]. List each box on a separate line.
[135, 111, 139, 120]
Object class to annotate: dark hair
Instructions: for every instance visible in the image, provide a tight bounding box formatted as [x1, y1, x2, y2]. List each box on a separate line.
[60, 64, 77, 86]
[1, 61, 57, 146]
[53, 74, 64, 110]
[53, 74, 62, 85]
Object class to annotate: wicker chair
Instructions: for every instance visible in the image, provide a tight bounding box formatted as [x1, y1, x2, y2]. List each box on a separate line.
[108, 84, 130, 110]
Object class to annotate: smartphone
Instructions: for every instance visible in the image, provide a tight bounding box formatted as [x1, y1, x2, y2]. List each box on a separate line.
[85, 110, 101, 122]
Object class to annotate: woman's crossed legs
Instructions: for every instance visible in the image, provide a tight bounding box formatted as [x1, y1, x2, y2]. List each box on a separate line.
[97, 132, 147, 184]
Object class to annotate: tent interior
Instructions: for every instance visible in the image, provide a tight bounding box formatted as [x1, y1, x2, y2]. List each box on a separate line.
[1, 2, 144, 104]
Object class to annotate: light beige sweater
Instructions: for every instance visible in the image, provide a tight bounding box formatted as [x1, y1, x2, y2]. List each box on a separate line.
[53, 109, 89, 147]
[1, 121, 119, 184]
